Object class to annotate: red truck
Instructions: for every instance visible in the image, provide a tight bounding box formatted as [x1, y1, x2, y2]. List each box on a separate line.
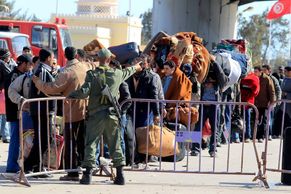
[0, 19, 72, 67]
[0, 31, 31, 60]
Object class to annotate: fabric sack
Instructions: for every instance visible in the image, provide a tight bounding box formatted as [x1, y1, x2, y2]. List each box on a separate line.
[166, 106, 199, 126]
[43, 134, 64, 169]
[136, 125, 179, 157]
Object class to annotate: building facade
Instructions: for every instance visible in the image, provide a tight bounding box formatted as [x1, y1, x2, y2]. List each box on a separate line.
[50, 0, 142, 49]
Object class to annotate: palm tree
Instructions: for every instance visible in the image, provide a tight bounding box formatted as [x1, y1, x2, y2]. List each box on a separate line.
[0, 0, 41, 21]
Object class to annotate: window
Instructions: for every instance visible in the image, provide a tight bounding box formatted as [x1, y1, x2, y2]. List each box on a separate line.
[31, 26, 58, 52]
[93, 6, 110, 14]
[78, 5, 91, 13]
[60, 28, 72, 50]
[12, 36, 30, 57]
[0, 39, 8, 49]
[0, 25, 20, 32]
[32, 26, 50, 49]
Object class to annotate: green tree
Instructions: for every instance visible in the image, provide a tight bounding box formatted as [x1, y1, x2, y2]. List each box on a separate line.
[0, 0, 40, 21]
[237, 10, 289, 66]
[140, 9, 152, 45]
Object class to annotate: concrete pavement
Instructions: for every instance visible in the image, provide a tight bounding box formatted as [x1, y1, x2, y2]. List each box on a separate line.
[0, 138, 290, 194]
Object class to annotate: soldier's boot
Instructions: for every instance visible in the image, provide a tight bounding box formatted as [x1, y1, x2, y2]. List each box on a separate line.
[80, 167, 93, 185]
[114, 166, 125, 185]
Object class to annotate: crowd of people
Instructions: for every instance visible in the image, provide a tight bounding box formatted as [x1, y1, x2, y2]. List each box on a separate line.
[0, 37, 290, 186]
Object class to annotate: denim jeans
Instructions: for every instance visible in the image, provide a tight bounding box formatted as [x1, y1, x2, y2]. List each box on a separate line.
[245, 108, 252, 139]
[6, 112, 33, 173]
[193, 105, 220, 153]
[6, 121, 18, 172]
[0, 114, 10, 140]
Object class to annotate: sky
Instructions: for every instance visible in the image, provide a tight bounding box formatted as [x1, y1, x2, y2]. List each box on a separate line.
[7, 0, 277, 22]
[8, 0, 153, 21]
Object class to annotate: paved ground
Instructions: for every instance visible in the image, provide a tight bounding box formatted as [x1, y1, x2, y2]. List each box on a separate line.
[0, 138, 291, 194]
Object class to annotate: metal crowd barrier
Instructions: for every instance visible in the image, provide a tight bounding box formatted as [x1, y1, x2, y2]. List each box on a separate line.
[3, 97, 266, 187]
[120, 99, 264, 184]
[4, 97, 86, 187]
[261, 99, 291, 188]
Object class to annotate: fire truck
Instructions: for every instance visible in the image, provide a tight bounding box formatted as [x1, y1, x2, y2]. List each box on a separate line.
[0, 19, 72, 67]
[0, 31, 31, 60]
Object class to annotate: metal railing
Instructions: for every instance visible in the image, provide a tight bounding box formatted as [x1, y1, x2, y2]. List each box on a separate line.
[261, 99, 291, 188]
[6, 97, 85, 187]
[120, 99, 263, 182]
[3, 97, 266, 187]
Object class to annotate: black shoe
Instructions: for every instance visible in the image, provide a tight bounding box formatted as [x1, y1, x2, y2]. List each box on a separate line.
[80, 167, 92, 185]
[3, 139, 10, 143]
[114, 175, 125, 185]
[190, 150, 199, 156]
[114, 166, 125, 185]
[37, 173, 53, 178]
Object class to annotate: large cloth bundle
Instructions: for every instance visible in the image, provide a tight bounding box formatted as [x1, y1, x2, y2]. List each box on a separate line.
[172, 39, 194, 65]
[136, 125, 179, 157]
[175, 32, 210, 83]
[148, 31, 210, 83]
[217, 39, 246, 54]
[166, 106, 199, 126]
[153, 36, 178, 68]
[83, 39, 105, 55]
[142, 31, 169, 55]
[43, 134, 64, 169]
[108, 42, 140, 64]
[215, 52, 242, 92]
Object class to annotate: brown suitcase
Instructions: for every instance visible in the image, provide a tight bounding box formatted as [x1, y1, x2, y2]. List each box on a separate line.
[136, 125, 179, 157]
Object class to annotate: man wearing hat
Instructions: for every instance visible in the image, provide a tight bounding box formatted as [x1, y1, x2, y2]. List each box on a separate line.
[4, 54, 32, 173]
[69, 48, 142, 185]
[0, 48, 17, 90]
[0, 48, 14, 145]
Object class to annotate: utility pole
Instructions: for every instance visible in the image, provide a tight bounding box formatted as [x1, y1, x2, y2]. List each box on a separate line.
[56, 0, 59, 16]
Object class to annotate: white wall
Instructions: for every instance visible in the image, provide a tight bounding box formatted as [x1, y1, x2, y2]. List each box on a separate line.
[152, 0, 238, 50]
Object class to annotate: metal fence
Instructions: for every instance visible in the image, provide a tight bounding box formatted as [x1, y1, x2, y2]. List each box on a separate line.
[3, 97, 265, 187]
[120, 99, 263, 182]
[4, 97, 86, 187]
[260, 99, 291, 188]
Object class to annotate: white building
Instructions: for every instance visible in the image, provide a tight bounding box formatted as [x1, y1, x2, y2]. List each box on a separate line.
[51, 0, 142, 48]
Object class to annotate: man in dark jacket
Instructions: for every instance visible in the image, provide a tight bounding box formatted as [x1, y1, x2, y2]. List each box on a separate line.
[118, 81, 133, 166]
[126, 55, 160, 164]
[24, 49, 56, 174]
[262, 64, 282, 139]
[0, 48, 15, 144]
[254, 66, 275, 142]
[4, 55, 32, 173]
[127, 56, 160, 128]
[0, 48, 17, 90]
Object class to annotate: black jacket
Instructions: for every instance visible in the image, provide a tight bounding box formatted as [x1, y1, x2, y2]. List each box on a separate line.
[30, 62, 55, 116]
[127, 69, 159, 117]
[4, 67, 24, 122]
[118, 82, 131, 115]
[0, 59, 16, 90]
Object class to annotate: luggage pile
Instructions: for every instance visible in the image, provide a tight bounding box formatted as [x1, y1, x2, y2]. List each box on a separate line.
[212, 39, 252, 92]
[147, 31, 211, 83]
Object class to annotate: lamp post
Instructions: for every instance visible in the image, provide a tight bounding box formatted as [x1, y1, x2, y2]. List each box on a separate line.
[55, 0, 59, 17]
[234, 6, 253, 39]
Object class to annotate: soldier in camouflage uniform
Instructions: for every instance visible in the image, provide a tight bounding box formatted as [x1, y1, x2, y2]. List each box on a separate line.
[69, 48, 142, 185]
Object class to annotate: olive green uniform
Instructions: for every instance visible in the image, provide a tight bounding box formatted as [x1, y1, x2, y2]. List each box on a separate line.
[69, 65, 136, 168]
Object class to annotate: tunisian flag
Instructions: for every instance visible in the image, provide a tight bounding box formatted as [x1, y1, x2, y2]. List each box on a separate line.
[267, 0, 291, 20]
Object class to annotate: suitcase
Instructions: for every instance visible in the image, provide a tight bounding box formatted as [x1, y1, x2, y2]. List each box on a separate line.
[108, 42, 140, 64]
